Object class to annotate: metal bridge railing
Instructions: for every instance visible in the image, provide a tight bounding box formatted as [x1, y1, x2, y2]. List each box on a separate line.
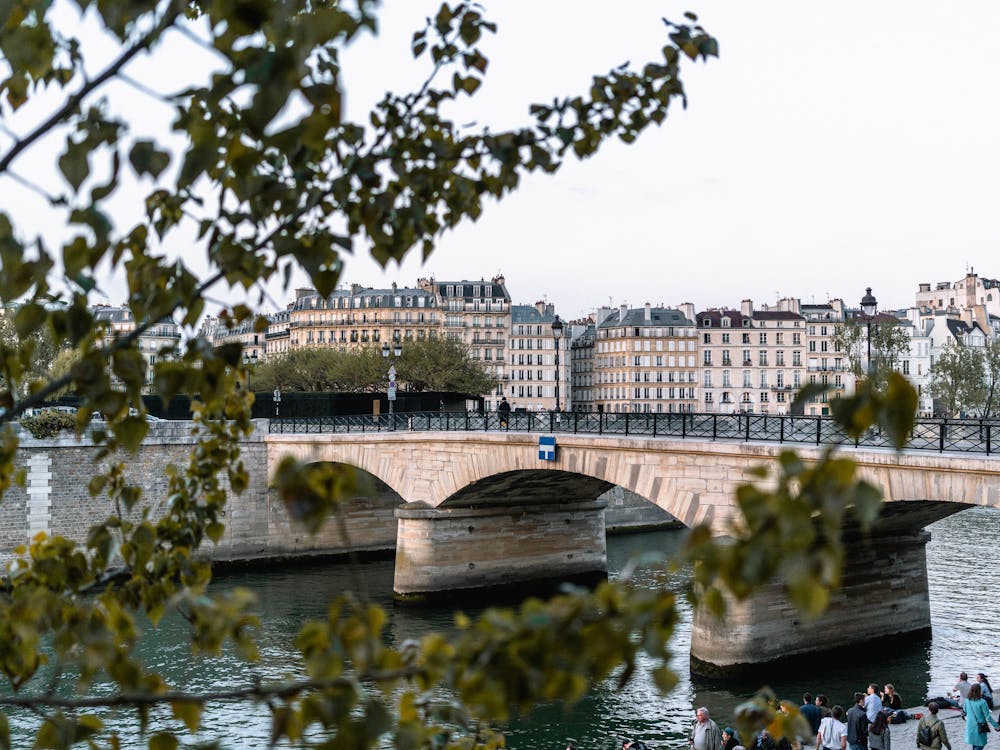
[268, 411, 998, 456]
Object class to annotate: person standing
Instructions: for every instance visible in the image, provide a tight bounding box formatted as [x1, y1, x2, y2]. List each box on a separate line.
[689, 707, 724, 750]
[816, 705, 847, 750]
[864, 685, 883, 722]
[497, 396, 511, 428]
[846, 692, 869, 750]
[867, 713, 891, 750]
[816, 695, 833, 720]
[963, 683, 998, 750]
[801, 693, 822, 737]
[916, 702, 951, 750]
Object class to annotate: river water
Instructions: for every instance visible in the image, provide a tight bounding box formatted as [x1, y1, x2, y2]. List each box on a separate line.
[7, 506, 999, 748]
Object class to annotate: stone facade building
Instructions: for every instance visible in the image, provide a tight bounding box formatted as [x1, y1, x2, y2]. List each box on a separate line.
[508, 302, 569, 412]
[570, 320, 597, 412]
[416, 276, 512, 411]
[595, 304, 698, 414]
[91, 305, 181, 390]
[697, 298, 847, 416]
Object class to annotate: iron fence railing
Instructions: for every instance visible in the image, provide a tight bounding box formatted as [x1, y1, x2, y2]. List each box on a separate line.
[268, 411, 1000, 455]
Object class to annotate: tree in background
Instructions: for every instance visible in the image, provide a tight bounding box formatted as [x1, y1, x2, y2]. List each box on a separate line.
[927, 341, 988, 417]
[251, 338, 494, 395]
[252, 347, 384, 393]
[0, 2, 919, 748]
[396, 336, 496, 393]
[981, 338, 1000, 419]
[0, 307, 57, 392]
[832, 315, 911, 390]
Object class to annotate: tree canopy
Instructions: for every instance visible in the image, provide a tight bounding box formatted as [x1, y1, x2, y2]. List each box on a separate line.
[0, 2, 921, 749]
[927, 339, 1000, 418]
[251, 338, 496, 395]
[831, 315, 911, 390]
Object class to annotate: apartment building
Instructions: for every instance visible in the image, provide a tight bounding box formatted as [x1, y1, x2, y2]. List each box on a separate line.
[697, 298, 846, 415]
[595, 304, 698, 414]
[801, 300, 848, 414]
[508, 302, 569, 411]
[91, 305, 181, 389]
[285, 283, 440, 351]
[570, 320, 597, 412]
[417, 276, 511, 411]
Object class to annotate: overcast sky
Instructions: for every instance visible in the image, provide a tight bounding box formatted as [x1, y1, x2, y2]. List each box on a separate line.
[335, 1, 1000, 319]
[5, 1, 1000, 322]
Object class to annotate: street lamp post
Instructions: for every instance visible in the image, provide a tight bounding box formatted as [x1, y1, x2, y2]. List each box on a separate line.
[860, 287, 878, 380]
[242, 350, 258, 390]
[273, 387, 281, 417]
[551, 315, 564, 412]
[381, 340, 402, 425]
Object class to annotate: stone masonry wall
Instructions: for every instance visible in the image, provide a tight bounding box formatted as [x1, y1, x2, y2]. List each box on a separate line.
[0, 421, 398, 566]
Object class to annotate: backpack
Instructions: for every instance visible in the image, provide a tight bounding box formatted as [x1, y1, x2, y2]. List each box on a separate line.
[917, 720, 938, 747]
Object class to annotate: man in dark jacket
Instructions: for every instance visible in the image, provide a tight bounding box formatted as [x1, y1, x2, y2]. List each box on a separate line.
[801, 693, 822, 736]
[846, 692, 869, 750]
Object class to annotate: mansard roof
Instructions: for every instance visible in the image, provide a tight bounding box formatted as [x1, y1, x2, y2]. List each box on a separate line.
[598, 307, 693, 328]
[696, 309, 748, 327]
[511, 305, 556, 324]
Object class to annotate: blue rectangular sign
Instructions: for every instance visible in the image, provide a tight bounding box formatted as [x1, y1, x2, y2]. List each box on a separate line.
[538, 435, 556, 461]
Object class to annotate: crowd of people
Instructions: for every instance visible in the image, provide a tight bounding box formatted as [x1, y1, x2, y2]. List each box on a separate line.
[611, 674, 999, 750]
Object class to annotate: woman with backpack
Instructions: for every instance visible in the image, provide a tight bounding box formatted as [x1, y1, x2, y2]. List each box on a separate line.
[963, 683, 998, 750]
[916, 702, 950, 750]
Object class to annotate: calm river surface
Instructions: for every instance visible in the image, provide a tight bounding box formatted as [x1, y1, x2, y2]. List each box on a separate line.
[9, 506, 999, 748]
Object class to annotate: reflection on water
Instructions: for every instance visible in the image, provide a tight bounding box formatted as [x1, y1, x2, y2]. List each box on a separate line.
[5, 507, 998, 748]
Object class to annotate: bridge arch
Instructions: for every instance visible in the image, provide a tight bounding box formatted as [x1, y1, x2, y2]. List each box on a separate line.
[265, 431, 734, 529]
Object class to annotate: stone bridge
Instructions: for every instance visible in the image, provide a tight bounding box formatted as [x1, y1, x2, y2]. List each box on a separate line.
[267, 429, 1000, 674]
[5, 421, 1000, 673]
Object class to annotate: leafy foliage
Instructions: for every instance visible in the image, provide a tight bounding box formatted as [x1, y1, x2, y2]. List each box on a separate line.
[251, 338, 496, 395]
[0, 1, 920, 748]
[18, 409, 76, 438]
[831, 315, 912, 389]
[927, 339, 1000, 418]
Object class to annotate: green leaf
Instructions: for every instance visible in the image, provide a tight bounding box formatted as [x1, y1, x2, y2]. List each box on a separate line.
[129, 140, 171, 179]
[0, 711, 9, 750]
[149, 731, 178, 750]
[170, 701, 202, 733]
[58, 140, 90, 191]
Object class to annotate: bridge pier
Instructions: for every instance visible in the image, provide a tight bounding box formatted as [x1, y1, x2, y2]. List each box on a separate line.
[690, 516, 944, 677]
[393, 500, 608, 600]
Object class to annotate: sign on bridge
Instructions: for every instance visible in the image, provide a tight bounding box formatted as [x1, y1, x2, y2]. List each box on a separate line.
[538, 435, 556, 461]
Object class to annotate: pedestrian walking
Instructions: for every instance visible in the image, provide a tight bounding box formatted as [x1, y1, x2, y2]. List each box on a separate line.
[916, 702, 950, 750]
[963, 683, 997, 750]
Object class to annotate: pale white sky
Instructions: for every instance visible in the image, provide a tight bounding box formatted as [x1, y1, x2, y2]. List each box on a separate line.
[4, 1, 1000, 322]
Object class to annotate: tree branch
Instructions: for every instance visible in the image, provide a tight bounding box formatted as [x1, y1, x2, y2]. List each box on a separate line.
[0, 668, 417, 710]
[0, 2, 182, 176]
